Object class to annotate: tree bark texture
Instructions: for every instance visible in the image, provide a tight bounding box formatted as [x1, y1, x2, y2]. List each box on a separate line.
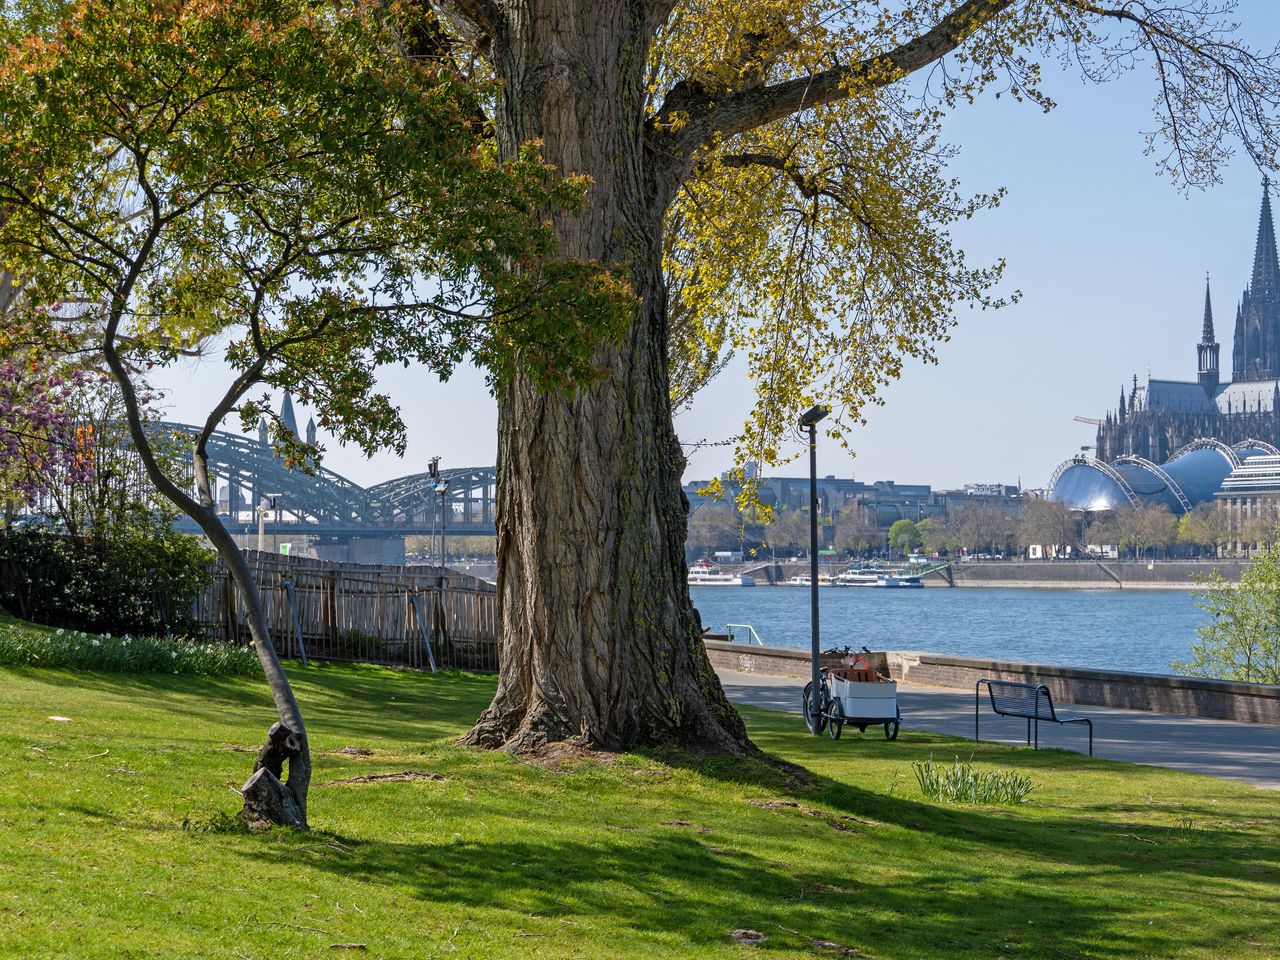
[463, 1, 752, 755]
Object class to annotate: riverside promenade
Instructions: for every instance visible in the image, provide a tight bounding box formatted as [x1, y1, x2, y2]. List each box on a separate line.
[716, 668, 1280, 790]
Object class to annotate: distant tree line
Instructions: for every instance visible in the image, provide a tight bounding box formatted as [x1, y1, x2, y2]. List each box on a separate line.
[685, 496, 1280, 561]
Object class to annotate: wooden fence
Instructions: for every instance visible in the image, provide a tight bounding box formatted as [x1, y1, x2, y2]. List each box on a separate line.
[196, 552, 499, 672]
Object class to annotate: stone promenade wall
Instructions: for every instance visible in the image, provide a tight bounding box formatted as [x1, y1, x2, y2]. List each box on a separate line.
[704, 639, 1280, 724]
[947, 560, 1246, 589]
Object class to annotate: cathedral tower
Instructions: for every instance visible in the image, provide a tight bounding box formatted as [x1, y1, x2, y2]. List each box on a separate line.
[1197, 276, 1220, 390]
[1232, 178, 1280, 380]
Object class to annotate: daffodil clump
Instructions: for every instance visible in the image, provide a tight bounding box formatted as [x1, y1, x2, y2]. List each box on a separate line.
[0, 622, 256, 676]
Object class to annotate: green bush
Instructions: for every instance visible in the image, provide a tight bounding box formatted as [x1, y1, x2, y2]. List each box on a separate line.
[0, 621, 257, 676]
[0, 525, 214, 637]
[912, 756, 1035, 805]
[1176, 553, 1280, 684]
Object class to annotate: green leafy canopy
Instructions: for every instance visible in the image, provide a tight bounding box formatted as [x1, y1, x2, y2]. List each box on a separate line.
[0, 0, 635, 470]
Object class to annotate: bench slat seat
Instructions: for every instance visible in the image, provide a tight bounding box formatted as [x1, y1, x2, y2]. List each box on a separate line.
[976, 679, 1093, 755]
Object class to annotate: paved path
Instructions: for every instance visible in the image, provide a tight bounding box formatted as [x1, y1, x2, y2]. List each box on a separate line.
[717, 668, 1280, 790]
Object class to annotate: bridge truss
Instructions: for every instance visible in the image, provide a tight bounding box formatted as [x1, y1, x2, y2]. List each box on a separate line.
[155, 422, 496, 538]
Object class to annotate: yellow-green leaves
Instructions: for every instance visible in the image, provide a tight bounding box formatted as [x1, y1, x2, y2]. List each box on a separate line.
[0, 0, 628, 472]
[652, 0, 1279, 480]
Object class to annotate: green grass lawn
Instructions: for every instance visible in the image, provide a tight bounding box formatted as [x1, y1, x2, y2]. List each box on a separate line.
[1, 650, 1277, 958]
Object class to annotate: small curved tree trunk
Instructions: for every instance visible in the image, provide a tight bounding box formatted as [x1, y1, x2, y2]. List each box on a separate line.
[106, 363, 312, 828]
[462, 2, 753, 757]
[212, 533, 311, 830]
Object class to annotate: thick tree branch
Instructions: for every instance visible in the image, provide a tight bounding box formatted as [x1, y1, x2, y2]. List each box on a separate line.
[429, 0, 500, 45]
[654, 0, 1016, 159]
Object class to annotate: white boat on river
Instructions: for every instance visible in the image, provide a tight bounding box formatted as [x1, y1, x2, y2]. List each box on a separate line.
[833, 567, 924, 589]
[786, 574, 833, 587]
[688, 563, 756, 587]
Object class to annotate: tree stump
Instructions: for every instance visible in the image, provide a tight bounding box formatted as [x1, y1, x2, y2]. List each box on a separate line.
[240, 721, 308, 829]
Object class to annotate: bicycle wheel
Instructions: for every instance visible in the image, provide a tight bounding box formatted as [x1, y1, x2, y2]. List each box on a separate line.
[884, 708, 901, 741]
[827, 698, 845, 740]
[802, 681, 827, 735]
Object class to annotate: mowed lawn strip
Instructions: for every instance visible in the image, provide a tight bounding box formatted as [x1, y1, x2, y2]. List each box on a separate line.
[0, 647, 1276, 958]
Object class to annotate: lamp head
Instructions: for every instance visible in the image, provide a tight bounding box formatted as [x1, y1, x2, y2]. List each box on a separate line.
[798, 404, 830, 428]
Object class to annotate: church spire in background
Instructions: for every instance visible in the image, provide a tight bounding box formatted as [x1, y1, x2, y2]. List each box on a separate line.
[1202, 273, 1215, 342]
[280, 390, 299, 439]
[1232, 179, 1280, 380]
[1198, 273, 1220, 391]
[1252, 176, 1279, 298]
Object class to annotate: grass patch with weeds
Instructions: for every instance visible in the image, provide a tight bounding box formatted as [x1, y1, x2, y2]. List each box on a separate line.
[0, 618, 1277, 958]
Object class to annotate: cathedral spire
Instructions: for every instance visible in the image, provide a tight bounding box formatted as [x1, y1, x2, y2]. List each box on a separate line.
[1198, 274, 1220, 391]
[280, 390, 299, 439]
[1233, 180, 1280, 381]
[1252, 176, 1279, 299]
[1202, 273, 1215, 342]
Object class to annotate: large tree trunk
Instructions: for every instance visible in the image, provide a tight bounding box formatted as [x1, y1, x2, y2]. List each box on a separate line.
[463, 1, 752, 756]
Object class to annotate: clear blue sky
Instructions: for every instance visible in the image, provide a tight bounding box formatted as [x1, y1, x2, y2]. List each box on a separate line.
[152, 3, 1280, 492]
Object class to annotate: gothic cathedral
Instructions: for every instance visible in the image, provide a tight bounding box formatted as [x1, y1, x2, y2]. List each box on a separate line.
[1096, 181, 1280, 463]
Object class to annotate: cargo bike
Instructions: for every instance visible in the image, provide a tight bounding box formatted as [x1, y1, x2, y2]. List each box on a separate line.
[802, 648, 901, 740]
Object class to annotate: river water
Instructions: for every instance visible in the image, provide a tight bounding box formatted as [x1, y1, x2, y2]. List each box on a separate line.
[691, 586, 1205, 675]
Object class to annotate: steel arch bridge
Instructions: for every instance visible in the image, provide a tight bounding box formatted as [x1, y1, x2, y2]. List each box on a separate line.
[156, 422, 497, 539]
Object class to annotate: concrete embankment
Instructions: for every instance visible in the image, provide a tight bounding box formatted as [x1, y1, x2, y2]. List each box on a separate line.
[943, 560, 1246, 590]
[725, 559, 1244, 589]
[704, 639, 1280, 725]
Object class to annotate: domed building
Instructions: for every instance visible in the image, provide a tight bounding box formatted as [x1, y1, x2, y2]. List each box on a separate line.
[1049, 180, 1280, 529]
[1049, 439, 1280, 514]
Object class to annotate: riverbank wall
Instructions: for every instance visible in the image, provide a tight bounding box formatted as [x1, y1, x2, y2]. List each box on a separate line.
[726, 559, 1245, 589]
[704, 639, 1280, 724]
[941, 560, 1246, 590]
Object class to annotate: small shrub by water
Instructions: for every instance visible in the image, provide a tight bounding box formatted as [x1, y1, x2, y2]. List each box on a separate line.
[913, 756, 1035, 805]
[0, 622, 257, 676]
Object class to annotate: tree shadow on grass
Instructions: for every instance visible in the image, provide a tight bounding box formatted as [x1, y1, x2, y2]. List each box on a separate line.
[642, 714, 1279, 900]
[264, 821, 1254, 959]
[6, 663, 496, 747]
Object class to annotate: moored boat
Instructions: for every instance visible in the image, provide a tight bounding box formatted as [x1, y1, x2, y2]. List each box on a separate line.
[833, 566, 924, 588]
[688, 563, 756, 587]
[785, 574, 833, 587]
[874, 574, 924, 588]
[833, 568, 885, 587]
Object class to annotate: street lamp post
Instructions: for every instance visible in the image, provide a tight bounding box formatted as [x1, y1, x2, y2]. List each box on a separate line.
[799, 404, 830, 733]
[436, 478, 450, 566]
[428, 457, 441, 563]
[257, 493, 282, 553]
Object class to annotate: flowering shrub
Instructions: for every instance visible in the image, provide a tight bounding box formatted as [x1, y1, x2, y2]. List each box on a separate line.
[0, 526, 214, 636]
[0, 622, 257, 676]
[0, 359, 95, 505]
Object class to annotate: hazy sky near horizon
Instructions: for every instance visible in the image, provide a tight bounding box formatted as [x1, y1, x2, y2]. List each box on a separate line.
[150, 4, 1280, 492]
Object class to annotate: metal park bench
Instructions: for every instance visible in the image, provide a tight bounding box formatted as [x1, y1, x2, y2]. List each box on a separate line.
[975, 679, 1093, 755]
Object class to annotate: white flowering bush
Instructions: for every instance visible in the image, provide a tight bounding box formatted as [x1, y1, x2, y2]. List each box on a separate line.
[0, 624, 257, 676]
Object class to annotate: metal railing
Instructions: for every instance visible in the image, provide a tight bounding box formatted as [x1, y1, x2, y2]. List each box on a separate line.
[724, 623, 765, 645]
